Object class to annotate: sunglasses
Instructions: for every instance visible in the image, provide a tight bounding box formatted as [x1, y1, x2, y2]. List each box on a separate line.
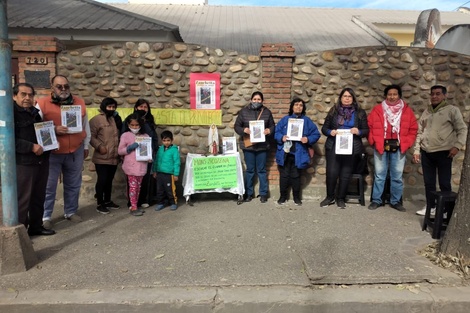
[54, 84, 70, 90]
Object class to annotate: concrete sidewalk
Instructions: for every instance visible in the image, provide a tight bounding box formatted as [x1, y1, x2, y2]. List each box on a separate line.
[0, 195, 468, 312]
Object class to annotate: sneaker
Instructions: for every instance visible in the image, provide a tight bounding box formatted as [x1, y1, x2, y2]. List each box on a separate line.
[129, 206, 144, 213]
[141, 203, 150, 208]
[320, 197, 335, 207]
[43, 220, 53, 230]
[96, 204, 110, 215]
[260, 196, 267, 203]
[391, 203, 406, 212]
[155, 204, 165, 211]
[67, 214, 82, 223]
[244, 195, 253, 202]
[105, 201, 120, 210]
[170, 204, 178, 211]
[416, 207, 436, 216]
[368, 202, 379, 210]
[277, 198, 286, 205]
[130, 209, 143, 216]
[294, 199, 302, 206]
[337, 199, 346, 209]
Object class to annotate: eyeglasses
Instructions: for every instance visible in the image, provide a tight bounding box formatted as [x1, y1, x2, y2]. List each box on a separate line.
[54, 84, 70, 90]
[19, 92, 34, 98]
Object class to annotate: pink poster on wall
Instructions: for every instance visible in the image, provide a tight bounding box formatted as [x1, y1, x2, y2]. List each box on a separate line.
[190, 73, 221, 110]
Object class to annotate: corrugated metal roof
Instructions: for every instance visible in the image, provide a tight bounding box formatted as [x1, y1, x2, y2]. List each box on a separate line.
[7, 0, 180, 33]
[111, 4, 470, 54]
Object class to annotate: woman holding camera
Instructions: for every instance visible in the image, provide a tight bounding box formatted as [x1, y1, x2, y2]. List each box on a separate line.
[367, 84, 417, 212]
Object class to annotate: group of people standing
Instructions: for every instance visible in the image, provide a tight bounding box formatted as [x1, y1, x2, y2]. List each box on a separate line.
[13, 78, 467, 237]
[13, 76, 180, 236]
[88, 92, 181, 217]
[321, 84, 466, 214]
[234, 85, 467, 216]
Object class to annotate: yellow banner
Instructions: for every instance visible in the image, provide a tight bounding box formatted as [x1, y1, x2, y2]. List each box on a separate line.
[87, 108, 222, 126]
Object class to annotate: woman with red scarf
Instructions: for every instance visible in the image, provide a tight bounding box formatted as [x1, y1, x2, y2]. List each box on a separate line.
[367, 85, 418, 212]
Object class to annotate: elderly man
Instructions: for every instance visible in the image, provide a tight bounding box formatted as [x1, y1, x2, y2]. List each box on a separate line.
[13, 83, 55, 236]
[37, 75, 90, 230]
[413, 85, 468, 216]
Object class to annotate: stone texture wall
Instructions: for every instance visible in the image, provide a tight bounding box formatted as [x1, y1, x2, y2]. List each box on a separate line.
[291, 47, 470, 200]
[13, 37, 470, 201]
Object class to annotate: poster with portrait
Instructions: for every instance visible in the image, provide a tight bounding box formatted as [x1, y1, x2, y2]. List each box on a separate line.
[34, 121, 59, 151]
[190, 73, 221, 110]
[135, 137, 153, 161]
[222, 137, 237, 154]
[60, 105, 82, 133]
[335, 129, 353, 155]
[249, 120, 265, 143]
[286, 118, 304, 141]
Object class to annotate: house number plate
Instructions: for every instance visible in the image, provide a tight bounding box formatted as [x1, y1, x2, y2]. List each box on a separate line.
[25, 57, 48, 65]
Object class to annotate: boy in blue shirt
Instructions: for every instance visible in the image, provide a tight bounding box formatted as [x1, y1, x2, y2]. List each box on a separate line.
[152, 131, 181, 211]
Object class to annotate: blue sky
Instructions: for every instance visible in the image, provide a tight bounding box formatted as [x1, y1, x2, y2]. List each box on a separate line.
[96, 0, 469, 12]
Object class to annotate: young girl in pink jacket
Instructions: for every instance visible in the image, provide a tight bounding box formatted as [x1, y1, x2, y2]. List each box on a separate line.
[118, 113, 151, 216]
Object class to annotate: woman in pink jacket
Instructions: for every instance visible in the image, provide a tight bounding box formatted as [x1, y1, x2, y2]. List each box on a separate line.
[118, 113, 151, 216]
[367, 84, 417, 212]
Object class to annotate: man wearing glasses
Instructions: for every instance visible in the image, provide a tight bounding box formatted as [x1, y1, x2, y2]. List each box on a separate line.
[413, 85, 467, 216]
[36, 75, 91, 230]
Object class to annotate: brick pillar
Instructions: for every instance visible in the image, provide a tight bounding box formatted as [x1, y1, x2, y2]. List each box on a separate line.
[260, 43, 296, 187]
[12, 36, 64, 97]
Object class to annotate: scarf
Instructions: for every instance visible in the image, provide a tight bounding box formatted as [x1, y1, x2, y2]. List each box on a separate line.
[337, 105, 355, 126]
[382, 99, 404, 140]
[429, 100, 448, 113]
[51, 93, 74, 106]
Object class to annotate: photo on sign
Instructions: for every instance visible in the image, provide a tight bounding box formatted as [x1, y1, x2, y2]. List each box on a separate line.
[135, 137, 153, 161]
[66, 112, 77, 128]
[34, 121, 59, 151]
[249, 120, 265, 143]
[190, 73, 221, 110]
[222, 137, 237, 154]
[195, 80, 216, 109]
[60, 105, 82, 133]
[286, 118, 304, 141]
[335, 130, 353, 155]
[199, 87, 212, 105]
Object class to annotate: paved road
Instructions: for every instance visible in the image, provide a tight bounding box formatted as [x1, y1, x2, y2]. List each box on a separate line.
[0, 194, 468, 312]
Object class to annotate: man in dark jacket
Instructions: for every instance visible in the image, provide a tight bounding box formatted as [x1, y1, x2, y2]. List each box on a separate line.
[14, 83, 55, 236]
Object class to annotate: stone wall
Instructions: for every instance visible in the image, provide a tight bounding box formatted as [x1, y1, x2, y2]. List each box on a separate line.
[290, 47, 470, 200]
[13, 37, 470, 201]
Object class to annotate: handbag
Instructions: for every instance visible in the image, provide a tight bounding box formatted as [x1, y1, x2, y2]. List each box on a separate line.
[384, 139, 400, 152]
[243, 108, 264, 148]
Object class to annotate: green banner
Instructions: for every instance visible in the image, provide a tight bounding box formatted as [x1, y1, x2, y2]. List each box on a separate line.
[193, 156, 238, 190]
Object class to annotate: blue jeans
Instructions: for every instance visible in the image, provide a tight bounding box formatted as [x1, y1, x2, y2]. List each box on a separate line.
[371, 149, 406, 205]
[243, 150, 268, 197]
[43, 144, 84, 220]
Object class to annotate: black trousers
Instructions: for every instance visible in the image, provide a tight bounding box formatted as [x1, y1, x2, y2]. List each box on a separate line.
[95, 164, 118, 205]
[278, 154, 301, 201]
[16, 159, 49, 230]
[156, 172, 177, 206]
[420, 150, 452, 209]
[325, 149, 359, 200]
